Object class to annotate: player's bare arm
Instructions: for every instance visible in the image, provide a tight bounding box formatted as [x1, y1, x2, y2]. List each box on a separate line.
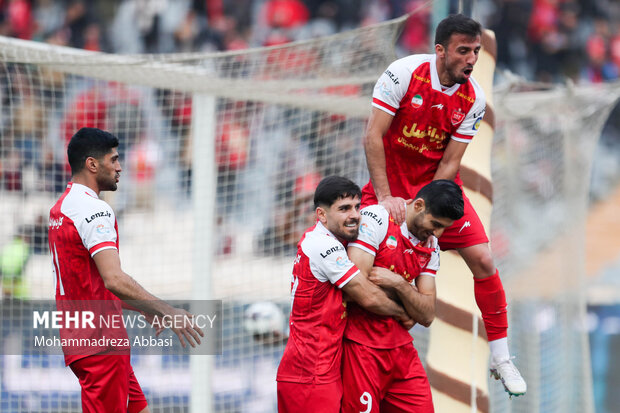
[346, 245, 414, 329]
[93, 249, 204, 348]
[364, 107, 411, 224]
[432, 138, 468, 181]
[369, 267, 436, 327]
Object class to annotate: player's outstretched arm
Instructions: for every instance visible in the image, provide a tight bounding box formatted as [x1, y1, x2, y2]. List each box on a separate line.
[433, 138, 468, 181]
[364, 107, 409, 224]
[93, 249, 204, 348]
[345, 246, 413, 328]
[369, 267, 436, 327]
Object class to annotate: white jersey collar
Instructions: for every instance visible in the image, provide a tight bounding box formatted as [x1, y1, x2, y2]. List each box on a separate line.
[69, 182, 99, 199]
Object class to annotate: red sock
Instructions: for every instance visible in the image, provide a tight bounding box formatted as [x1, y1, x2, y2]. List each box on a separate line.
[474, 270, 508, 341]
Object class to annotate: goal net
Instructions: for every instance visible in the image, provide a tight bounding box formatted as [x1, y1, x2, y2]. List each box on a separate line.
[0, 16, 406, 413]
[488, 80, 620, 413]
[1, 13, 618, 413]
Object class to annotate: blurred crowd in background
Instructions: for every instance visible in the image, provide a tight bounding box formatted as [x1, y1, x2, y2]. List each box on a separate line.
[0, 0, 619, 83]
[1, 0, 620, 294]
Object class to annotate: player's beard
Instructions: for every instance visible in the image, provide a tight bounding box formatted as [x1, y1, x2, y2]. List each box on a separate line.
[410, 213, 432, 242]
[445, 57, 471, 85]
[336, 219, 359, 242]
[97, 173, 118, 191]
[447, 66, 467, 85]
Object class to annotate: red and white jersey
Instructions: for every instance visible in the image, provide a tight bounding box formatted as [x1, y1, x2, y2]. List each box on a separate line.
[277, 221, 360, 384]
[362, 54, 486, 204]
[346, 204, 439, 349]
[48, 182, 127, 365]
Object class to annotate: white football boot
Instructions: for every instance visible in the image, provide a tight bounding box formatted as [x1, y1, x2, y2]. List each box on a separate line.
[490, 357, 527, 398]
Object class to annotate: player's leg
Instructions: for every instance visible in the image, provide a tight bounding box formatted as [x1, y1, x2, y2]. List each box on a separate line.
[277, 380, 342, 413]
[458, 243, 507, 342]
[69, 354, 132, 413]
[458, 245, 526, 397]
[128, 364, 149, 413]
[440, 195, 526, 396]
[341, 339, 387, 413]
[381, 344, 433, 413]
[439, 196, 509, 345]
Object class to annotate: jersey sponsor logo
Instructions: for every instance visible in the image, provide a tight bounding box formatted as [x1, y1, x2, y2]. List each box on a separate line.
[85, 210, 112, 223]
[384, 70, 400, 85]
[473, 109, 485, 118]
[402, 123, 447, 144]
[361, 210, 383, 226]
[457, 91, 475, 103]
[96, 224, 111, 235]
[49, 217, 64, 230]
[431, 103, 444, 110]
[451, 108, 466, 125]
[335, 256, 348, 268]
[359, 222, 374, 237]
[472, 117, 482, 131]
[411, 94, 423, 109]
[413, 73, 430, 84]
[320, 244, 345, 258]
[378, 82, 391, 99]
[386, 235, 398, 249]
[398, 137, 433, 154]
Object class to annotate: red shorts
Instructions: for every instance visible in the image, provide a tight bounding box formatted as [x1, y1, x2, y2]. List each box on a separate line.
[69, 353, 148, 413]
[362, 185, 488, 250]
[277, 380, 342, 413]
[437, 192, 488, 250]
[341, 340, 433, 413]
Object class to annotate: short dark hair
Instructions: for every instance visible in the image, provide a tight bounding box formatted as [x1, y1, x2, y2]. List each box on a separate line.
[314, 176, 361, 208]
[67, 128, 119, 175]
[415, 180, 464, 221]
[435, 14, 482, 48]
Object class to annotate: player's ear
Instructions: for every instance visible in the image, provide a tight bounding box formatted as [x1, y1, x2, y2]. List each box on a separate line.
[413, 198, 426, 213]
[316, 206, 327, 225]
[435, 43, 445, 57]
[85, 156, 98, 173]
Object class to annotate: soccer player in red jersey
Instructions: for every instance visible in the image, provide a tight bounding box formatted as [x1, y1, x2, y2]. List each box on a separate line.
[342, 180, 463, 412]
[362, 14, 526, 395]
[48, 128, 203, 413]
[276, 176, 413, 413]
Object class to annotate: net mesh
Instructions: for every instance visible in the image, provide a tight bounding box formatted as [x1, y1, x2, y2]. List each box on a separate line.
[0, 16, 406, 413]
[1, 13, 620, 412]
[487, 82, 620, 413]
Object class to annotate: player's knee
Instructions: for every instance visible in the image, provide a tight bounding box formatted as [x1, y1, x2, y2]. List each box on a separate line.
[471, 249, 495, 278]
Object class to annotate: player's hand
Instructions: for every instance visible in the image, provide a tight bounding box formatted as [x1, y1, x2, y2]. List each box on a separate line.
[165, 307, 205, 348]
[395, 313, 416, 330]
[379, 196, 412, 225]
[143, 312, 165, 336]
[369, 267, 406, 289]
[400, 317, 416, 330]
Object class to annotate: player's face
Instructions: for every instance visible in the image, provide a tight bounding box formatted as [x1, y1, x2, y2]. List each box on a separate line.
[410, 207, 454, 242]
[438, 33, 481, 85]
[96, 149, 122, 191]
[321, 196, 361, 242]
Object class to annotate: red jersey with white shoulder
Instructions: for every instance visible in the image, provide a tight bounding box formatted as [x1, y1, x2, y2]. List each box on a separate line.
[48, 182, 127, 365]
[362, 54, 486, 204]
[346, 204, 439, 349]
[277, 221, 360, 384]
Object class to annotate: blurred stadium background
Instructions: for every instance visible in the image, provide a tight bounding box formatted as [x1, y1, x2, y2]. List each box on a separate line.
[0, 0, 620, 412]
